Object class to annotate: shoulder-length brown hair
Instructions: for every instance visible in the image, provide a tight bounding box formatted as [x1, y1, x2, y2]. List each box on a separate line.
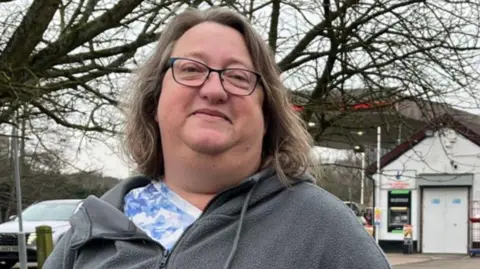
[122, 7, 314, 182]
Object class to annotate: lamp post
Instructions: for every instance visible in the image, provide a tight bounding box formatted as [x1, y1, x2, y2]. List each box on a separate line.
[352, 131, 365, 205]
[12, 117, 28, 269]
[375, 126, 381, 244]
[361, 152, 365, 205]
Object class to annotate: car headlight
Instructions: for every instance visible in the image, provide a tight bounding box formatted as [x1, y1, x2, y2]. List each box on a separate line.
[27, 232, 36, 246]
[27, 229, 58, 246]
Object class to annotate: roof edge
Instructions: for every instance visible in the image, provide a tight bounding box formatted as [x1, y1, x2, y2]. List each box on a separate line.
[366, 114, 480, 175]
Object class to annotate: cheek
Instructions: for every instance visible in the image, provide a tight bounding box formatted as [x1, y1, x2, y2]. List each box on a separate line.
[238, 94, 265, 135]
[157, 75, 195, 128]
[156, 75, 179, 125]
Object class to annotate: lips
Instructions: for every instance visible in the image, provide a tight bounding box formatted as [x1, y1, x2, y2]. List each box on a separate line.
[192, 108, 231, 123]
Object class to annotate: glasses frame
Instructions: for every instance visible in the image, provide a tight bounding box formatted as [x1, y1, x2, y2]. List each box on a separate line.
[167, 57, 262, 96]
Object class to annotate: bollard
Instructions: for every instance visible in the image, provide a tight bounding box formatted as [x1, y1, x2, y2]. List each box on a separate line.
[402, 224, 414, 254]
[403, 237, 414, 254]
[36, 225, 54, 269]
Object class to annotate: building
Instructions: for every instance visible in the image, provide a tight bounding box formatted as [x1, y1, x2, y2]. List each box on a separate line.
[292, 89, 480, 253]
[368, 115, 480, 254]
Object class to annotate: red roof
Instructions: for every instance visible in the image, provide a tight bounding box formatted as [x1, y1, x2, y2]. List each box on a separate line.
[366, 114, 480, 175]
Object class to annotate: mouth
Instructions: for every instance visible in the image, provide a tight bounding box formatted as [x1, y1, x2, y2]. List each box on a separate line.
[192, 109, 231, 123]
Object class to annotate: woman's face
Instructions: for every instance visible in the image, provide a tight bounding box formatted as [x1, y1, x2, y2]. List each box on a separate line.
[157, 22, 265, 160]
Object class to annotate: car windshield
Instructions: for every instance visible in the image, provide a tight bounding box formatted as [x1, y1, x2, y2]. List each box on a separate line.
[20, 202, 79, 221]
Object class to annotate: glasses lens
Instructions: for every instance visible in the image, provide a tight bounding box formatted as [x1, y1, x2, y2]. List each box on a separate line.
[172, 59, 208, 86]
[222, 69, 256, 95]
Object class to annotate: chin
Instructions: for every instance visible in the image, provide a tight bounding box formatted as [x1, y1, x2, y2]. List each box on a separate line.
[187, 140, 233, 155]
[184, 131, 234, 155]
[188, 143, 231, 155]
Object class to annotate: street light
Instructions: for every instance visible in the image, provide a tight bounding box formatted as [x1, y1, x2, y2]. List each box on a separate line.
[353, 145, 364, 152]
[351, 130, 366, 205]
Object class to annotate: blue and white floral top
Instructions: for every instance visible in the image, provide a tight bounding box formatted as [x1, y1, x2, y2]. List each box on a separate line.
[123, 181, 202, 250]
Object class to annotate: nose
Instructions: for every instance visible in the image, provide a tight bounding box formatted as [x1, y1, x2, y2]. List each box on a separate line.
[198, 72, 228, 104]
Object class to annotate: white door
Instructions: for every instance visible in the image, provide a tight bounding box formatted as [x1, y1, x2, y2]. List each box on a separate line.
[444, 188, 469, 253]
[422, 188, 469, 254]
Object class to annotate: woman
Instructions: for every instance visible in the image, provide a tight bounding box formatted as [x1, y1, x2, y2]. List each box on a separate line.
[44, 7, 391, 269]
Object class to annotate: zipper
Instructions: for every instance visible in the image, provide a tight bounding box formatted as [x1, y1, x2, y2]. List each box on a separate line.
[157, 179, 257, 268]
[160, 249, 170, 268]
[157, 212, 202, 268]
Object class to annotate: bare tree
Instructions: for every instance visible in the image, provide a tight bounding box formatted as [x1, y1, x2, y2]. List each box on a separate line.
[314, 151, 373, 204]
[0, 138, 120, 223]
[234, 0, 480, 151]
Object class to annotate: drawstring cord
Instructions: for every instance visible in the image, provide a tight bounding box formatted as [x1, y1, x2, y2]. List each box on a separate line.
[223, 181, 259, 269]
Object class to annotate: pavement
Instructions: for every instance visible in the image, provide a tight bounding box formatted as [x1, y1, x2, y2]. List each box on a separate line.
[387, 253, 433, 265]
[387, 253, 480, 269]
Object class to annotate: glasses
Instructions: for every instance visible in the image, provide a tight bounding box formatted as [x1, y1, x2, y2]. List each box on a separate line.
[167, 57, 262, 96]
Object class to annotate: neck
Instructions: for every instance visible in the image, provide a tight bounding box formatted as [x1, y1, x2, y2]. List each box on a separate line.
[162, 150, 261, 211]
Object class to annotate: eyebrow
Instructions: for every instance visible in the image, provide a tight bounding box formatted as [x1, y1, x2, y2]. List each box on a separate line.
[182, 52, 254, 70]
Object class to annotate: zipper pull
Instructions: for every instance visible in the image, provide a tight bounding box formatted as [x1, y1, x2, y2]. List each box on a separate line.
[160, 249, 170, 268]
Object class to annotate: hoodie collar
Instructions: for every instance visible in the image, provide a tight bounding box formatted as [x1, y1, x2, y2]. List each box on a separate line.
[101, 175, 152, 210]
[68, 168, 313, 248]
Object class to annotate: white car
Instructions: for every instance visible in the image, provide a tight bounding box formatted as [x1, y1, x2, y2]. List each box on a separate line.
[0, 199, 82, 269]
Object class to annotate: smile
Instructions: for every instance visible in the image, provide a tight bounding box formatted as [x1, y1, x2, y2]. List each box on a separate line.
[192, 109, 231, 123]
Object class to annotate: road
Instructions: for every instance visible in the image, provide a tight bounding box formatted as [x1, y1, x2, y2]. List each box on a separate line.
[395, 259, 479, 269]
[388, 254, 480, 269]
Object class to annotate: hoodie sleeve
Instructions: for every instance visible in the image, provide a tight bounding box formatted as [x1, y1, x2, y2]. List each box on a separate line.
[43, 228, 75, 269]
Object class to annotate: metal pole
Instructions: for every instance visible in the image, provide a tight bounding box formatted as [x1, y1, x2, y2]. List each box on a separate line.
[375, 126, 381, 244]
[12, 120, 28, 269]
[397, 123, 402, 145]
[348, 186, 352, 204]
[361, 152, 365, 205]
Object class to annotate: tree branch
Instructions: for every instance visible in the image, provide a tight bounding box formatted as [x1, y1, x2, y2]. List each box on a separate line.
[30, 0, 145, 71]
[0, 0, 61, 68]
[277, 0, 359, 71]
[268, 0, 280, 53]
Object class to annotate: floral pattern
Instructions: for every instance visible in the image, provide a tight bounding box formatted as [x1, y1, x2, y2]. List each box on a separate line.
[124, 181, 202, 250]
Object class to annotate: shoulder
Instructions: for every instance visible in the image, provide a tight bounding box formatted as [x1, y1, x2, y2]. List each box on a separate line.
[289, 180, 356, 218]
[282, 180, 392, 268]
[286, 181, 365, 236]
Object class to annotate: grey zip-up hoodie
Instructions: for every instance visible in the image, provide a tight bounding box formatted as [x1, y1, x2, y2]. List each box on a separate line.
[44, 168, 392, 269]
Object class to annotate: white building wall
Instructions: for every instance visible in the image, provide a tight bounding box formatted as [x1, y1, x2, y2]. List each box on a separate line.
[373, 128, 480, 242]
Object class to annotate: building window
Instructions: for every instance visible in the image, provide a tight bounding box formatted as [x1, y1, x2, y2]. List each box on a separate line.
[388, 190, 412, 233]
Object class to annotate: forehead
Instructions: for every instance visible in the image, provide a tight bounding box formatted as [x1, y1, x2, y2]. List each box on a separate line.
[171, 22, 254, 69]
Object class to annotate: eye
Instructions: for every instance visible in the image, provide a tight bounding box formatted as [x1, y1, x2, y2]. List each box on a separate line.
[181, 63, 204, 73]
[225, 70, 250, 82]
